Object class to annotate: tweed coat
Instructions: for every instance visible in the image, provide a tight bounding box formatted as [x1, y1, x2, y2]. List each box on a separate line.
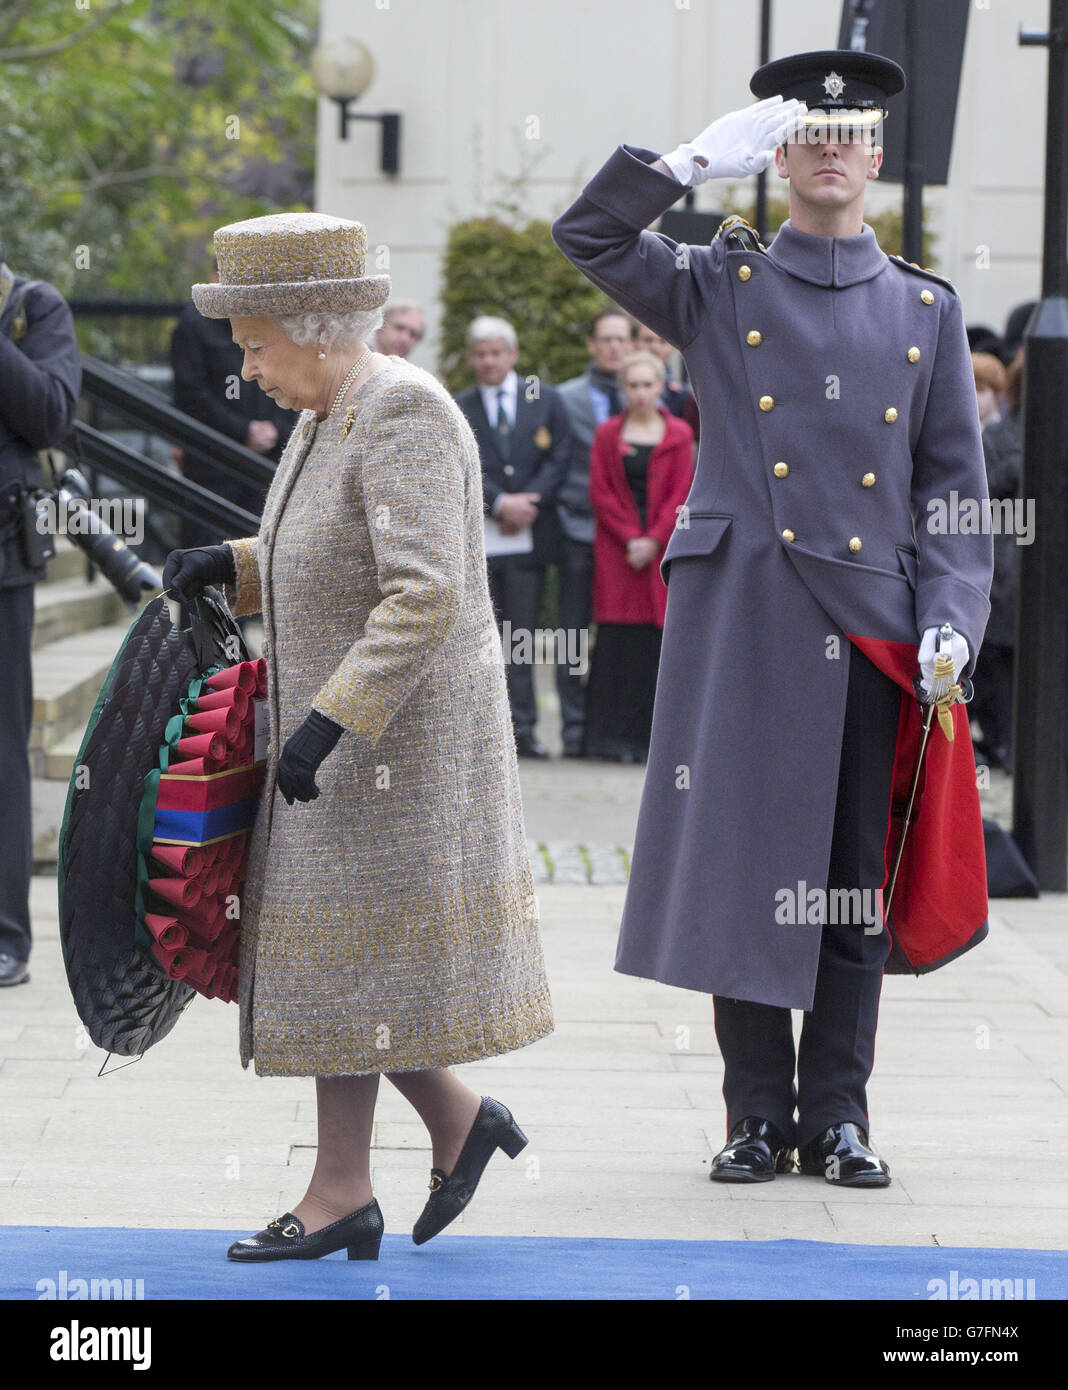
[221, 355, 554, 1075]
[551, 145, 993, 1010]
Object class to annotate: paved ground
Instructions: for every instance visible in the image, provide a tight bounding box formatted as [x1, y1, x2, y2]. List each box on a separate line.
[3, 666, 1065, 1252]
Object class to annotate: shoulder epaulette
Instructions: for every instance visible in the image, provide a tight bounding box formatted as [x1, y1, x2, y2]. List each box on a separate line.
[887, 254, 957, 294]
[712, 214, 767, 255]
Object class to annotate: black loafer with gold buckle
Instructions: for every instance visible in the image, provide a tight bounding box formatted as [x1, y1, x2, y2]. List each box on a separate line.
[227, 1198, 384, 1262]
[412, 1096, 528, 1246]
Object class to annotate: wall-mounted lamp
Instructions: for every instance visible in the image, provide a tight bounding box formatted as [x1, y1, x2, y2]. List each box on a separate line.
[311, 38, 402, 174]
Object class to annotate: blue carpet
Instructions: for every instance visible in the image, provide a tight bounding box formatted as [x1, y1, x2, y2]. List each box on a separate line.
[4, 1227, 1066, 1299]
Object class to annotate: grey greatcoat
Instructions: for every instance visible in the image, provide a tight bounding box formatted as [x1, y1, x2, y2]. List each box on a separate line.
[222, 356, 554, 1075]
[551, 145, 993, 1011]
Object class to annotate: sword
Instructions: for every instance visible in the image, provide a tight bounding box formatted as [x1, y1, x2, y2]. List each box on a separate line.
[884, 623, 974, 914]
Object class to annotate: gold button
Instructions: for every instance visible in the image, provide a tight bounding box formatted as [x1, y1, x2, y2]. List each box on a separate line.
[849, 537, 862, 554]
[773, 461, 789, 478]
[910, 261, 920, 268]
[921, 290, 934, 305]
[782, 528, 795, 543]
[759, 395, 775, 412]
[738, 265, 752, 281]
[861, 472, 876, 487]
[747, 330, 762, 346]
[884, 407, 898, 423]
[907, 346, 921, 363]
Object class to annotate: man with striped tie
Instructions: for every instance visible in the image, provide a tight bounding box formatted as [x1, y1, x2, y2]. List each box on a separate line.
[455, 316, 572, 757]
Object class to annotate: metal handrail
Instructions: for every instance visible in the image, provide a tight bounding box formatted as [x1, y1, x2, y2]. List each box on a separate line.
[72, 421, 260, 535]
[80, 354, 275, 493]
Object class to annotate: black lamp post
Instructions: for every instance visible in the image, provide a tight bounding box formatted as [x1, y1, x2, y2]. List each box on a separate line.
[1014, 3, 1068, 890]
[311, 39, 402, 176]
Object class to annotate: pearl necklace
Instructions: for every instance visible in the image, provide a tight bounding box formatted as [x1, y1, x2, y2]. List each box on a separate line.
[328, 348, 371, 417]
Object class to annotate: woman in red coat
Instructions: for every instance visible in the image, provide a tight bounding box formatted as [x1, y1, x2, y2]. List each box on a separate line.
[583, 350, 695, 762]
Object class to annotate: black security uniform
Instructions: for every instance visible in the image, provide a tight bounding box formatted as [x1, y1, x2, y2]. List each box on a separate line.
[0, 261, 82, 969]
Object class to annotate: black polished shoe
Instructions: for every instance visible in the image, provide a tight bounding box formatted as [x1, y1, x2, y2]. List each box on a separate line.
[515, 733, 551, 759]
[227, 1198, 384, 1262]
[709, 1117, 796, 1183]
[0, 953, 29, 987]
[412, 1095, 528, 1245]
[798, 1122, 891, 1188]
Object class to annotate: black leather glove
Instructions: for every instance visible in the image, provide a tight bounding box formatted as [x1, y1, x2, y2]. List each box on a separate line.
[162, 544, 237, 604]
[277, 709, 344, 805]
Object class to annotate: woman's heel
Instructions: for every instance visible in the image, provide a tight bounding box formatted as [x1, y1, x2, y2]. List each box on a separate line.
[347, 1232, 382, 1261]
[498, 1118, 528, 1160]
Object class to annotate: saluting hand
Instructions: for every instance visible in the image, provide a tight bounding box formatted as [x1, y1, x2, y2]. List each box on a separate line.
[662, 96, 809, 187]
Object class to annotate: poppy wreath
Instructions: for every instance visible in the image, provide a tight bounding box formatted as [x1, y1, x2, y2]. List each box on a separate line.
[58, 589, 266, 1058]
[134, 656, 267, 1003]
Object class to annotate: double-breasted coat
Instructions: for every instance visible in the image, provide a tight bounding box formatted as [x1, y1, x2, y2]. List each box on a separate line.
[222, 355, 554, 1075]
[589, 406, 695, 627]
[551, 145, 993, 1010]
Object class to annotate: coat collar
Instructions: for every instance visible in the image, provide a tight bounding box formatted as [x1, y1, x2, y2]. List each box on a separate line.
[605, 404, 682, 450]
[766, 218, 888, 288]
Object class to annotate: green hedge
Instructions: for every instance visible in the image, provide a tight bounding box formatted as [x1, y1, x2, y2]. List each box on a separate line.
[440, 217, 619, 395]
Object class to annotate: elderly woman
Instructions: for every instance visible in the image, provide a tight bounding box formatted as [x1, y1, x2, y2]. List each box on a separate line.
[163, 212, 553, 1263]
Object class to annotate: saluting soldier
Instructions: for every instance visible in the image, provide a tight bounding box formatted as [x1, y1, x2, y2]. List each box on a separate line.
[551, 52, 993, 1187]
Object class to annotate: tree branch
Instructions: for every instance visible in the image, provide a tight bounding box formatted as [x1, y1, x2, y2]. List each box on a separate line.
[0, 0, 35, 49]
[52, 162, 184, 194]
[0, 3, 122, 61]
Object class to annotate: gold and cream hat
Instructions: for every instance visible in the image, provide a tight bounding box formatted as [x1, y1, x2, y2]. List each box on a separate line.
[191, 212, 391, 318]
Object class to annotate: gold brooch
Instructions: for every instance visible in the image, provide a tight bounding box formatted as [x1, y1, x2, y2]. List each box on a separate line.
[533, 426, 551, 450]
[340, 403, 357, 440]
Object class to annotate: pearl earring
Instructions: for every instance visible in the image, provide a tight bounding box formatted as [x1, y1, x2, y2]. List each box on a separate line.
[317, 350, 326, 359]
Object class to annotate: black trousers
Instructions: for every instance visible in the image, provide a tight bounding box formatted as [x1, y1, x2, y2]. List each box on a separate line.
[0, 582, 35, 963]
[713, 643, 902, 1149]
[554, 534, 593, 745]
[487, 554, 548, 739]
[971, 641, 1014, 769]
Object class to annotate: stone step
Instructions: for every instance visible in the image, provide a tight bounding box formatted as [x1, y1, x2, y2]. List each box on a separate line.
[42, 538, 90, 585]
[29, 615, 146, 761]
[32, 577, 128, 651]
[42, 726, 90, 784]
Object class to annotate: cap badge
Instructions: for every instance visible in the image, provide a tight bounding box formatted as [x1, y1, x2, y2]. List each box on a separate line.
[822, 71, 846, 99]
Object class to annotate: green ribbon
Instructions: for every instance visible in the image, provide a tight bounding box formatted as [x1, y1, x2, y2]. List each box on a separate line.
[133, 665, 225, 965]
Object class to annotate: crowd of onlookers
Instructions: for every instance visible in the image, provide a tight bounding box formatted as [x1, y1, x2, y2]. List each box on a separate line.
[171, 296, 700, 765]
[168, 276, 1036, 773]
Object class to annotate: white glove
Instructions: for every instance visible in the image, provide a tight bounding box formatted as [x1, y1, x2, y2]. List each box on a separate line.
[661, 96, 809, 187]
[918, 626, 969, 701]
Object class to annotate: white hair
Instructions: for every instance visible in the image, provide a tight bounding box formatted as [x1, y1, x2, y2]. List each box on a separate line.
[466, 315, 517, 350]
[276, 307, 386, 353]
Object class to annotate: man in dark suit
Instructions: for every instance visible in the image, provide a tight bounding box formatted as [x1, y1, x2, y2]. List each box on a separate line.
[0, 241, 82, 986]
[455, 316, 571, 758]
[170, 273, 294, 545]
[555, 308, 632, 756]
